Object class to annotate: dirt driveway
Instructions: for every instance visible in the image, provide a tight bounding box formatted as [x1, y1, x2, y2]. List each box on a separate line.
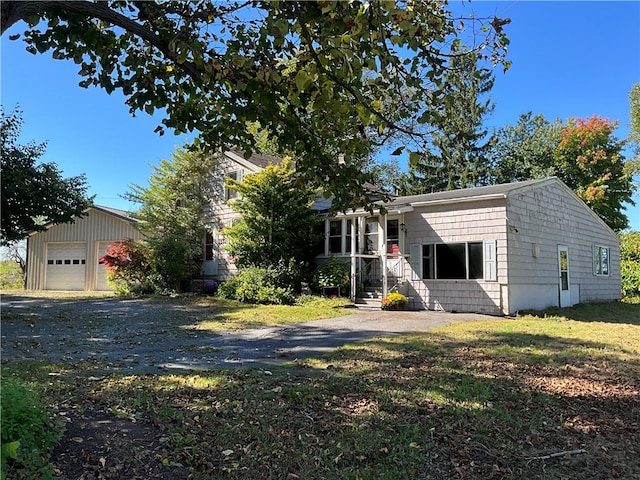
[1, 294, 497, 373]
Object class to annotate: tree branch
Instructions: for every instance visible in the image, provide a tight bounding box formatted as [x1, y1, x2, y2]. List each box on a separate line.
[292, 3, 421, 139]
[2, 1, 202, 82]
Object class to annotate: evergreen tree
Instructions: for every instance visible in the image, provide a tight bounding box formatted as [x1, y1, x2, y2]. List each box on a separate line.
[404, 54, 495, 194]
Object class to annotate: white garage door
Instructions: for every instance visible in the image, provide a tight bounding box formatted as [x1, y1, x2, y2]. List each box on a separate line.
[96, 242, 113, 291]
[46, 243, 86, 290]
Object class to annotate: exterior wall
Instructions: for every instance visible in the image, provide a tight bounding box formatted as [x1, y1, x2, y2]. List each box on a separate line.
[26, 209, 143, 291]
[404, 199, 508, 315]
[203, 154, 262, 280]
[505, 180, 620, 313]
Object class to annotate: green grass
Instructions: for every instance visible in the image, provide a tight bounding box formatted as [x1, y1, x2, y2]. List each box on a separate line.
[2, 299, 639, 479]
[0, 261, 23, 290]
[189, 295, 353, 331]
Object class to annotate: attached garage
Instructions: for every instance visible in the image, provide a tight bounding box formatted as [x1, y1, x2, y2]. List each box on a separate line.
[26, 206, 143, 291]
[45, 243, 87, 290]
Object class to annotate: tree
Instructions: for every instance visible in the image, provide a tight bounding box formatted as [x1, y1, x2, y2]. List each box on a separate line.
[224, 158, 322, 278]
[98, 239, 150, 294]
[620, 231, 640, 298]
[403, 53, 496, 194]
[2, 1, 510, 210]
[488, 112, 562, 184]
[627, 83, 640, 189]
[126, 146, 218, 288]
[0, 107, 93, 244]
[554, 116, 634, 231]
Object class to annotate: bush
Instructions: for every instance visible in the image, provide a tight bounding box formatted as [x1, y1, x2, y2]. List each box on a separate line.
[314, 256, 350, 290]
[99, 239, 150, 295]
[620, 231, 640, 298]
[218, 267, 295, 305]
[1, 377, 63, 480]
[381, 292, 408, 310]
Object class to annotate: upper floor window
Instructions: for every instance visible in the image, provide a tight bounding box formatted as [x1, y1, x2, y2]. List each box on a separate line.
[593, 245, 610, 276]
[225, 170, 243, 200]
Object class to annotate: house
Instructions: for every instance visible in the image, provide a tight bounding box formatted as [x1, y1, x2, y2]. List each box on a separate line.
[315, 177, 621, 315]
[203, 150, 283, 280]
[23, 150, 280, 291]
[25, 206, 143, 291]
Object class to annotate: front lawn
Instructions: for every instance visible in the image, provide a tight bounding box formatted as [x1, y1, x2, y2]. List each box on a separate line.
[2, 299, 638, 479]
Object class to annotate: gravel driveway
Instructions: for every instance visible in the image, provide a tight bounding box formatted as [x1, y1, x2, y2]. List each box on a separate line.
[1, 294, 496, 373]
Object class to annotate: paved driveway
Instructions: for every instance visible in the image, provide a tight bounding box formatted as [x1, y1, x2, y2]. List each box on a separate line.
[1, 294, 497, 373]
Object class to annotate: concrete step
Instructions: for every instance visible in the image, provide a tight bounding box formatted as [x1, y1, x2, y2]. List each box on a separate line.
[355, 297, 382, 309]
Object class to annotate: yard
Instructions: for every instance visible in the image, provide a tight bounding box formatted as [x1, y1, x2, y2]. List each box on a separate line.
[1, 295, 639, 479]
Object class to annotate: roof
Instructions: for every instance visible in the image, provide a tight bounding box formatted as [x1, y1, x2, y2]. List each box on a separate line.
[28, 205, 139, 236]
[228, 150, 283, 169]
[91, 205, 139, 223]
[384, 178, 553, 209]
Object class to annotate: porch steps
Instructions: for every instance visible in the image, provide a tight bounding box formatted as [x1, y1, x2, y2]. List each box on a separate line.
[355, 287, 383, 309]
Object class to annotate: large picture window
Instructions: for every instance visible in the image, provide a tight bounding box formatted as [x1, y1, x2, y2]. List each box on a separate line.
[421, 241, 490, 280]
[593, 245, 610, 276]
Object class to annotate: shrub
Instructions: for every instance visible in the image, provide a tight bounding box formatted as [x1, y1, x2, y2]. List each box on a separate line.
[99, 239, 150, 294]
[218, 267, 295, 305]
[1, 377, 63, 480]
[314, 256, 350, 290]
[620, 231, 640, 298]
[381, 292, 408, 310]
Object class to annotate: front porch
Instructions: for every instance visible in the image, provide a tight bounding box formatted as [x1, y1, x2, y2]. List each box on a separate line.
[318, 209, 416, 308]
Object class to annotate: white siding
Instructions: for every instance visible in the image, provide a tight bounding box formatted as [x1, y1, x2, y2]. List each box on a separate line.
[505, 181, 620, 312]
[26, 209, 143, 291]
[204, 155, 263, 280]
[403, 199, 508, 315]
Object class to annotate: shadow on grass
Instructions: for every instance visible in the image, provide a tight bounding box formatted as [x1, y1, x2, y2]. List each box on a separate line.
[520, 299, 640, 325]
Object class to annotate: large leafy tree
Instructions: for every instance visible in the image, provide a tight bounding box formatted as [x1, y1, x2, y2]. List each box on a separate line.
[627, 83, 640, 188]
[0, 107, 93, 244]
[224, 158, 322, 273]
[488, 112, 562, 184]
[554, 116, 634, 232]
[402, 53, 496, 193]
[1, 1, 510, 210]
[126, 146, 218, 287]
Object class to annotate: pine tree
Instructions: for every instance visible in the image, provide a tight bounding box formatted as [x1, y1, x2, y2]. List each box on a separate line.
[404, 54, 495, 193]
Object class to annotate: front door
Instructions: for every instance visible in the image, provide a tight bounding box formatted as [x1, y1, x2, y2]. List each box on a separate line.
[558, 245, 571, 307]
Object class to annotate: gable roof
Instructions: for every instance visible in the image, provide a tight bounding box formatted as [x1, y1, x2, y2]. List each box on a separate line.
[28, 205, 139, 236]
[91, 205, 139, 223]
[385, 178, 552, 209]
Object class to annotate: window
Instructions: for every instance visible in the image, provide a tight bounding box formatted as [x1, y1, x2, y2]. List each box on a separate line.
[593, 246, 610, 276]
[345, 219, 354, 253]
[421, 241, 490, 280]
[365, 218, 379, 254]
[205, 232, 214, 261]
[386, 219, 400, 254]
[225, 170, 242, 200]
[329, 220, 342, 254]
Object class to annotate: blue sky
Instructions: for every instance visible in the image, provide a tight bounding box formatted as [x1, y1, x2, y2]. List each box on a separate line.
[1, 1, 639, 230]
